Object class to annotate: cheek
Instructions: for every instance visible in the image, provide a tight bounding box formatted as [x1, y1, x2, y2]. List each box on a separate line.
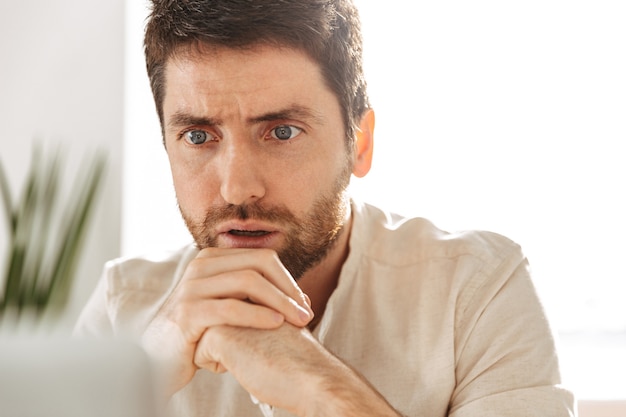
[169, 158, 216, 216]
[283, 154, 349, 206]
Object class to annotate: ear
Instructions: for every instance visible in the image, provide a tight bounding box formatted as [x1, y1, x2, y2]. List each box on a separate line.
[352, 109, 375, 178]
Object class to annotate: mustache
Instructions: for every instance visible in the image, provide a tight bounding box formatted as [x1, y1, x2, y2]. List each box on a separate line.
[186, 202, 300, 249]
[201, 203, 298, 226]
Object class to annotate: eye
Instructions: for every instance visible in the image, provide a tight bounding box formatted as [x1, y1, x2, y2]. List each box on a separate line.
[270, 125, 302, 141]
[183, 129, 214, 145]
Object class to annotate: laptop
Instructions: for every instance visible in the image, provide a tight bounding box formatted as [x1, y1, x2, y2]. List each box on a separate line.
[0, 336, 161, 417]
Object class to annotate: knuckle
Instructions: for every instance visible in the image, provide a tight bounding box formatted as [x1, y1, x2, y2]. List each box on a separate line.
[184, 258, 205, 278]
[234, 269, 259, 287]
[198, 247, 220, 257]
[253, 247, 279, 262]
[173, 280, 197, 304]
[212, 299, 239, 320]
[202, 325, 229, 351]
[171, 300, 193, 323]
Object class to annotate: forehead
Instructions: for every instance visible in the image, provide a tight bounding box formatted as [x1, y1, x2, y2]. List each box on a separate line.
[171, 43, 317, 76]
[162, 45, 335, 117]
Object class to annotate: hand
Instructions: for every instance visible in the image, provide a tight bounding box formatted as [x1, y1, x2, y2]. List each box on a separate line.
[194, 323, 332, 415]
[141, 248, 314, 396]
[194, 323, 401, 417]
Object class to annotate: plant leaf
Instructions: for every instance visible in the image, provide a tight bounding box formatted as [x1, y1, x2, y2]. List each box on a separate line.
[2, 147, 42, 313]
[1, 145, 107, 321]
[0, 159, 15, 312]
[23, 148, 62, 309]
[0, 159, 14, 235]
[40, 152, 106, 314]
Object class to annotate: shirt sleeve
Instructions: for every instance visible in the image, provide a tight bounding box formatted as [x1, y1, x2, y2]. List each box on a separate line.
[73, 264, 114, 339]
[449, 259, 576, 416]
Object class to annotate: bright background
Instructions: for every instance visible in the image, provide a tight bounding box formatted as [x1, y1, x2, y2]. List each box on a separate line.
[0, 0, 124, 326]
[2, 0, 625, 401]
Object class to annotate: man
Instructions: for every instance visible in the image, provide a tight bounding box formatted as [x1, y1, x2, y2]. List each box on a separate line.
[75, 0, 575, 416]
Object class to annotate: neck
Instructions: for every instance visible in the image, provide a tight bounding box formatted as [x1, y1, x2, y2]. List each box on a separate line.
[297, 209, 353, 330]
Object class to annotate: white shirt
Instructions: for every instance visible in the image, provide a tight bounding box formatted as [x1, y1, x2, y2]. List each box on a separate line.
[75, 201, 575, 416]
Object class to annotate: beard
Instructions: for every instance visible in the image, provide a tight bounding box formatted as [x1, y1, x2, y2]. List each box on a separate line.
[180, 167, 352, 280]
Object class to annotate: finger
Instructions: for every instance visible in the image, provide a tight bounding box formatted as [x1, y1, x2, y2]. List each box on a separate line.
[181, 270, 313, 327]
[193, 328, 226, 373]
[176, 298, 286, 341]
[194, 248, 304, 300]
[193, 248, 313, 313]
[198, 360, 225, 374]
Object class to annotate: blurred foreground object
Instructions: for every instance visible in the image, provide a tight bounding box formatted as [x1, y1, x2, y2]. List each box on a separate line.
[0, 337, 160, 417]
[0, 145, 106, 324]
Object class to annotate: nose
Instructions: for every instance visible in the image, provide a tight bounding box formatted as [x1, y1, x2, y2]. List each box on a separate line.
[218, 138, 266, 206]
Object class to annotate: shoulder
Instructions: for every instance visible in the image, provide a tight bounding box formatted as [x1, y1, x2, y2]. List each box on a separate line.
[94, 244, 198, 337]
[74, 245, 199, 339]
[351, 201, 524, 270]
[345, 201, 530, 314]
[103, 244, 199, 293]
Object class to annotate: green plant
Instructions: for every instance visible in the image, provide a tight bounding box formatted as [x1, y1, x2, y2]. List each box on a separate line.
[0, 146, 106, 322]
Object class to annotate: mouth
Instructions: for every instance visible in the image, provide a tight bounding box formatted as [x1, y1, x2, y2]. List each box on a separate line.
[219, 227, 280, 249]
[215, 221, 281, 248]
[228, 229, 272, 237]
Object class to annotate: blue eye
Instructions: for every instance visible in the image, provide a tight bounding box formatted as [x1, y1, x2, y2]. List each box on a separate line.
[270, 125, 302, 141]
[184, 130, 211, 145]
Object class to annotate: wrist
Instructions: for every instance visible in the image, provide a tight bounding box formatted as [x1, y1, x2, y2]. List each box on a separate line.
[302, 356, 400, 417]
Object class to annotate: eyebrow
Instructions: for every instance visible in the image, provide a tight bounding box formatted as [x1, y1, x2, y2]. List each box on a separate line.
[167, 113, 221, 130]
[247, 105, 324, 125]
[167, 104, 324, 130]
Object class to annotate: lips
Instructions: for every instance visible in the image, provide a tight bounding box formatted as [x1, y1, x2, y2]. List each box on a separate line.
[217, 220, 278, 236]
[215, 221, 281, 248]
[228, 229, 271, 237]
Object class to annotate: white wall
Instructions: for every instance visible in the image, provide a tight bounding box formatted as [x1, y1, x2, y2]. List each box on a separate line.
[123, 0, 192, 259]
[354, 0, 626, 332]
[0, 0, 124, 326]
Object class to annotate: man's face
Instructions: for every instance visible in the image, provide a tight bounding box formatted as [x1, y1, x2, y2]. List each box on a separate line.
[162, 45, 354, 279]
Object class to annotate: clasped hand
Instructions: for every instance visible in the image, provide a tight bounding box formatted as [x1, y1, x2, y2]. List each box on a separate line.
[141, 247, 320, 413]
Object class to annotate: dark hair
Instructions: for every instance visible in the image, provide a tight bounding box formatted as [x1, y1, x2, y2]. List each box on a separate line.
[144, 0, 370, 142]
